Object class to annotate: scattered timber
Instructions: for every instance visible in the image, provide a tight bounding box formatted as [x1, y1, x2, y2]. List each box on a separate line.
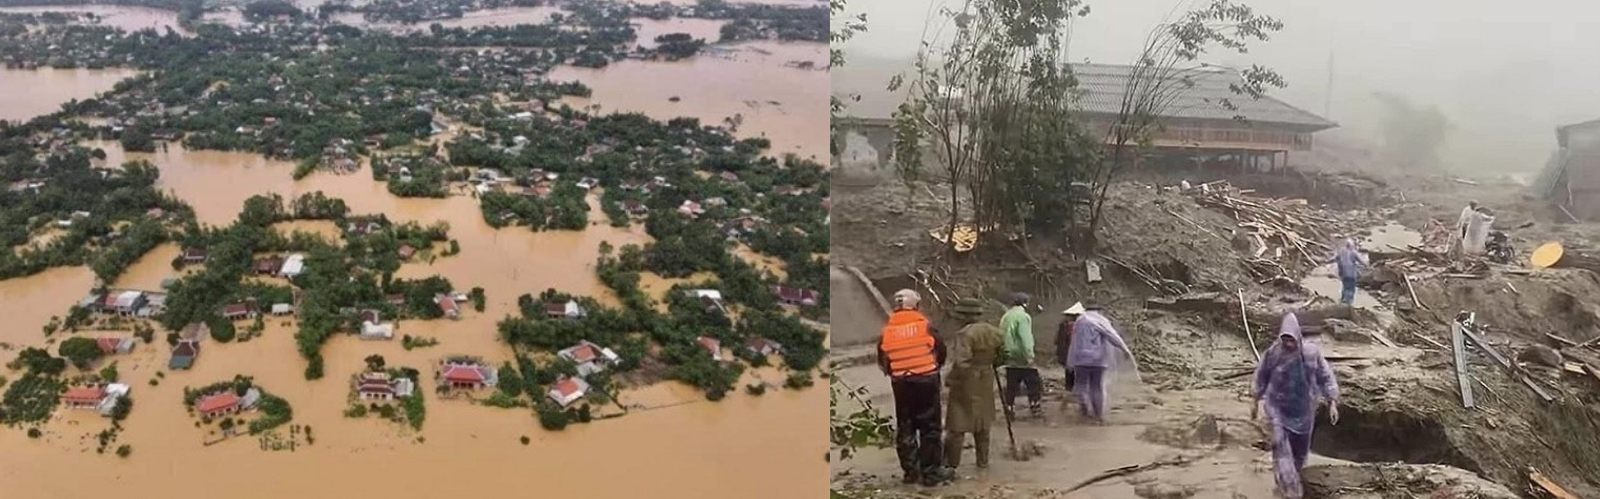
[1065, 456, 1192, 493]
[1188, 181, 1332, 271]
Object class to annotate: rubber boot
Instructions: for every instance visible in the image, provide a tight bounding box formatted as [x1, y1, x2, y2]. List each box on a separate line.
[920, 466, 954, 486]
[942, 432, 964, 469]
[1029, 402, 1044, 418]
[974, 430, 991, 469]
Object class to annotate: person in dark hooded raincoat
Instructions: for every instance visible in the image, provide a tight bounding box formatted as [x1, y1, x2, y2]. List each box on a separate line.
[942, 298, 1003, 469]
[1252, 312, 1341, 499]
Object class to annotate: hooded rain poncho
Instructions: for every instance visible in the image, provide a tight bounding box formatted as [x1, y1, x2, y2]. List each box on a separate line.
[1254, 313, 1339, 434]
[1066, 311, 1128, 369]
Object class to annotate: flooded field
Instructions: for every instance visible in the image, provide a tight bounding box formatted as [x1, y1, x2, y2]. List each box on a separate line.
[0, 316, 825, 498]
[0, 5, 183, 33]
[0, 67, 142, 123]
[551, 41, 829, 160]
[0, 134, 822, 497]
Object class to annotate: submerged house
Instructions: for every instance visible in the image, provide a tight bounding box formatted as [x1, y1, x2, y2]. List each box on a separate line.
[437, 358, 497, 390]
[62, 386, 108, 410]
[557, 341, 618, 377]
[547, 376, 590, 408]
[355, 372, 414, 402]
[1534, 119, 1600, 220]
[169, 339, 201, 370]
[97, 337, 136, 355]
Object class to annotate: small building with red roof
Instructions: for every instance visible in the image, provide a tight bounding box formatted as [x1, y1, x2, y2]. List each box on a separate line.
[97, 337, 135, 355]
[697, 336, 724, 362]
[547, 376, 590, 408]
[437, 294, 460, 319]
[195, 391, 242, 418]
[437, 358, 497, 390]
[62, 386, 107, 409]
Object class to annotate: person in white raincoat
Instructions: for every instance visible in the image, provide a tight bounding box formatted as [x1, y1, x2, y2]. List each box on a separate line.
[1463, 207, 1496, 255]
[1448, 201, 1478, 258]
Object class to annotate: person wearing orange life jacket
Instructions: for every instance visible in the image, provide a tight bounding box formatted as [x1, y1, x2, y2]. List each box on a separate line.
[879, 288, 953, 486]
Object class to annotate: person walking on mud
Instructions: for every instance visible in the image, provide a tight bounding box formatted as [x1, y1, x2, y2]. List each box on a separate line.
[1066, 303, 1137, 424]
[1054, 302, 1085, 408]
[943, 298, 1004, 470]
[1000, 293, 1044, 418]
[878, 289, 953, 486]
[1331, 238, 1367, 305]
[1252, 312, 1340, 499]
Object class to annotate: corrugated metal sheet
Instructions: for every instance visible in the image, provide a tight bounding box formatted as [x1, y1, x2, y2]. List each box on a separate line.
[1069, 63, 1336, 130]
[1532, 148, 1567, 199]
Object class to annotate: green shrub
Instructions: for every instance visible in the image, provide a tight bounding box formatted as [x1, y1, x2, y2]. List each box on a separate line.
[26, 428, 41, 438]
[520, 435, 530, 445]
[115, 444, 132, 458]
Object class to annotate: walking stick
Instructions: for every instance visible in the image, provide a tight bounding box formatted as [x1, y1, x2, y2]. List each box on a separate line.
[994, 369, 1026, 461]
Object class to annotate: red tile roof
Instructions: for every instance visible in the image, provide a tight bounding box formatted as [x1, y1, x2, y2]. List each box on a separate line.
[570, 344, 598, 363]
[63, 386, 106, 404]
[437, 295, 459, 312]
[443, 364, 486, 383]
[195, 392, 241, 414]
[554, 378, 583, 397]
[97, 337, 123, 354]
[222, 303, 251, 316]
[698, 336, 721, 354]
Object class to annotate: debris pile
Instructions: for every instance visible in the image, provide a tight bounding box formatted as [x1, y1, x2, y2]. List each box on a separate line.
[1184, 181, 1337, 282]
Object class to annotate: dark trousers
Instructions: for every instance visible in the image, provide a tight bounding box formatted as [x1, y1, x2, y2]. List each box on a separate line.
[1004, 366, 1043, 407]
[891, 374, 944, 476]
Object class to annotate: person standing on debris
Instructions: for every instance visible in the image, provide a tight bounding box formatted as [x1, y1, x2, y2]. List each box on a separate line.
[1252, 312, 1340, 499]
[943, 298, 1004, 470]
[1463, 206, 1496, 256]
[1066, 303, 1137, 424]
[878, 289, 953, 486]
[1331, 238, 1368, 305]
[1450, 201, 1479, 258]
[1001, 293, 1044, 418]
[1054, 302, 1085, 401]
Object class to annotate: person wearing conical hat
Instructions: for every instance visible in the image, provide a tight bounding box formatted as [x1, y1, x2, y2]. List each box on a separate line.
[1054, 302, 1085, 397]
[943, 298, 1003, 470]
[878, 289, 953, 486]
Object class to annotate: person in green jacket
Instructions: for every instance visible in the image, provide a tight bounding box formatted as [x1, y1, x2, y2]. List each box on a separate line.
[1000, 292, 1043, 417]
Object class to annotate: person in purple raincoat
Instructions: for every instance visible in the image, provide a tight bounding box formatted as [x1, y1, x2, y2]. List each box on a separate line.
[1066, 303, 1137, 424]
[1251, 312, 1341, 499]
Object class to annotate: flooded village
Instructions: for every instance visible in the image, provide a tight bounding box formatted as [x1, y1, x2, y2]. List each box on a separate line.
[0, 0, 828, 496]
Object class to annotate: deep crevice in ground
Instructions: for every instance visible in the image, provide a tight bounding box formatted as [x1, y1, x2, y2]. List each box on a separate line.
[1311, 405, 1477, 473]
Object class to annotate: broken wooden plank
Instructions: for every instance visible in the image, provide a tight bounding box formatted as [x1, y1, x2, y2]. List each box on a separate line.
[1370, 329, 1399, 349]
[1561, 362, 1588, 376]
[1404, 273, 1426, 310]
[1584, 363, 1600, 386]
[1240, 289, 1260, 361]
[1460, 324, 1515, 371]
[1451, 320, 1477, 409]
[1440, 273, 1488, 279]
[1546, 332, 1579, 348]
[1528, 469, 1579, 499]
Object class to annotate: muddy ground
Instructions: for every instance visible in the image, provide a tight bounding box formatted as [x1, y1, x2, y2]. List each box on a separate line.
[832, 164, 1600, 498]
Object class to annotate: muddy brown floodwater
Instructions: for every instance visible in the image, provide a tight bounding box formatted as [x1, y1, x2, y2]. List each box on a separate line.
[0, 68, 142, 123]
[0, 143, 823, 496]
[551, 41, 829, 161]
[0, 5, 185, 33]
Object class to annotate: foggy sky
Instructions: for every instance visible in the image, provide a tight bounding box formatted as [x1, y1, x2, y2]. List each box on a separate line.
[834, 0, 1600, 175]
